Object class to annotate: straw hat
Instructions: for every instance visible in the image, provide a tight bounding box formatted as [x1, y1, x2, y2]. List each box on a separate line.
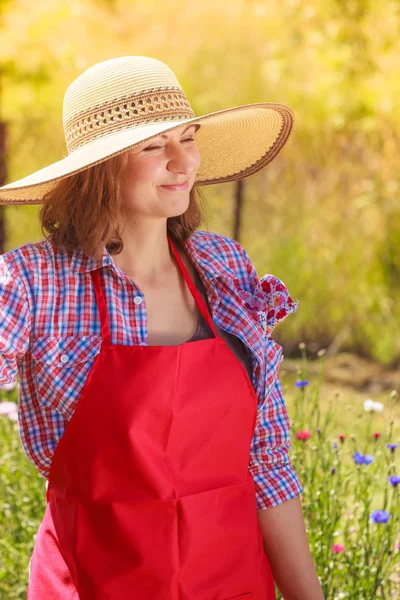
[0, 56, 294, 205]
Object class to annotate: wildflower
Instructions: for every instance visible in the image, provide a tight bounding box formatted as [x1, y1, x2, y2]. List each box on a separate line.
[295, 380, 309, 388]
[333, 442, 338, 450]
[395, 541, 400, 551]
[353, 451, 364, 465]
[0, 381, 17, 391]
[316, 428, 321, 437]
[363, 399, 384, 413]
[370, 510, 390, 524]
[0, 401, 17, 415]
[317, 349, 326, 357]
[353, 451, 374, 465]
[373, 432, 381, 441]
[296, 430, 311, 441]
[331, 467, 336, 475]
[298, 342, 306, 350]
[0, 401, 18, 423]
[339, 434, 345, 443]
[386, 443, 399, 453]
[332, 543, 345, 553]
[388, 475, 400, 487]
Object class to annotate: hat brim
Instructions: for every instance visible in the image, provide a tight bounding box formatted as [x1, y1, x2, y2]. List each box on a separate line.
[0, 103, 293, 205]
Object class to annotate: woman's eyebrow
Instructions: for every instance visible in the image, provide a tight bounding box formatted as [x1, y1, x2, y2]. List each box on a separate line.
[159, 125, 198, 139]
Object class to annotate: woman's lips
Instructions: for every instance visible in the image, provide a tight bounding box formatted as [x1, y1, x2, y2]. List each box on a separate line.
[160, 181, 189, 191]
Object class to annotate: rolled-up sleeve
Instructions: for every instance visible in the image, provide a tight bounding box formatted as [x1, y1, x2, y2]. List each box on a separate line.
[249, 364, 304, 509]
[0, 255, 31, 385]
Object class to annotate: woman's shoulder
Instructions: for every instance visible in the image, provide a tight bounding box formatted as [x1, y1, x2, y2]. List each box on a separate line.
[1, 236, 68, 281]
[190, 230, 298, 334]
[189, 229, 251, 267]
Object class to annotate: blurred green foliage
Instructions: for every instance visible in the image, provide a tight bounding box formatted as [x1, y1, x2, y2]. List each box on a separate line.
[1, 0, 400, 363]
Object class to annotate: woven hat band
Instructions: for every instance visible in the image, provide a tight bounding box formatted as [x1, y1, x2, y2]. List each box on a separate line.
[65, 87, 195, 154]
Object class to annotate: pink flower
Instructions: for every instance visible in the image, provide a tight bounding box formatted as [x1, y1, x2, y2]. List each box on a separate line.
[0, 381, 17, 391]
[339, 434, 345, 443]
[296, 430, 311, 441]
[0, 401, 18, 422]
[373, 432, 381, 441]
[332, 544, 345, 553]
[0, 401, 17, 415]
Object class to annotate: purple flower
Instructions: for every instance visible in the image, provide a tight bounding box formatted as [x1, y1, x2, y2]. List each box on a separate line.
[353, 451, 364, 465]
[370, 510, 390, 524]
[331, 467, 336, 475]
[388, 475, 400, 487]
[386, 443, 399, 453]
[295, 380, 309, 388]
[333, 442, 338, 450]
[353, 451, 374, 465]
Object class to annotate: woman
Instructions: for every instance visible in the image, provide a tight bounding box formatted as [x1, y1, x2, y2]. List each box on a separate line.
[0, 57, 324, 599]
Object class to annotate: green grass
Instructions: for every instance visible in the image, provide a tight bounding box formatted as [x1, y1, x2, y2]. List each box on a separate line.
[0, 402, 46, 600]
[0, 351, 399, 599]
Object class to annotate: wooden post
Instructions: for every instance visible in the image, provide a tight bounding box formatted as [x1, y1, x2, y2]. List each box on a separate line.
[233, 179, 244, 243]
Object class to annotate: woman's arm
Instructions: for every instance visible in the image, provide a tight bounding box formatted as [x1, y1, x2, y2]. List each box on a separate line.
[232, 239, 323, 597]
[257, 496, 325, 600]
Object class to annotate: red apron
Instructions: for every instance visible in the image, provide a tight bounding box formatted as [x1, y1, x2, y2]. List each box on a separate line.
[28, 234, 276, 600]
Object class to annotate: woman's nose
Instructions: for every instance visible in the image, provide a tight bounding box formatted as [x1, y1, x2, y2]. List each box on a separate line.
[167, 143, 197, 175]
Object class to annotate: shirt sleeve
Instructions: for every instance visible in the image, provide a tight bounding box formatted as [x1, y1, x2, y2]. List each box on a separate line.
[249, 368, 304, 509]
[0, 254, 31, 386]
[233, 240, 303, 509]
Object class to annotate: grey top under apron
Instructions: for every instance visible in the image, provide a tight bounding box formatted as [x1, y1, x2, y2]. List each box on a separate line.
[186, 267, 252, 382]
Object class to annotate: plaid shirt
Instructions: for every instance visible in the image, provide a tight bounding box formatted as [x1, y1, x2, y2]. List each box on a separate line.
[0, 229, 303, 509]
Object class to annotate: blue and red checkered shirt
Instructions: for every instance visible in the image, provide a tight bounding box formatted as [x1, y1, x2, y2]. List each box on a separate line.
[0, 229, 303, 509]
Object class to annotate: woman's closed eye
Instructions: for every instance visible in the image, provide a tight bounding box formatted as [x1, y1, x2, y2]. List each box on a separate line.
[143, 137, 195, 151]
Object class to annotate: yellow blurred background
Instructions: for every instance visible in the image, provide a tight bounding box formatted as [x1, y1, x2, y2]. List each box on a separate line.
[1, 0, 400, 363]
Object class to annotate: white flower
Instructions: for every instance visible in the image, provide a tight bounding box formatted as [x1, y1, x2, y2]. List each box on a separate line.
[0, 381, 17, 391]
[0, 401, 18, 422]
[0, 401, 17, 415]
[363, 399, 384, 413]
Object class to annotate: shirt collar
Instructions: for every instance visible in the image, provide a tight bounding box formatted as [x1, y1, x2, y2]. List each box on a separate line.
[69, 231, 239, 282]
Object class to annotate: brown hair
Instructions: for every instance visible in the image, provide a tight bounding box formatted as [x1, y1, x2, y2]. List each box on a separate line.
[39, 153, 208, 261]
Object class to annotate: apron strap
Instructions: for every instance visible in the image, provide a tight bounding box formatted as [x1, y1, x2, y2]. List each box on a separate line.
[90, 269, 112, 345]
[167, 234, 219, 337]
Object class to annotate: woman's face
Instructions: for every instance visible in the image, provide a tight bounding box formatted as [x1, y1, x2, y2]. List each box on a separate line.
[119, 123, 201, 221]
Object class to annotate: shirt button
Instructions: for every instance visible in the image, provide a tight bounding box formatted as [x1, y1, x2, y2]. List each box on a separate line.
[60, 354, 69, 364]
[134, 296, 143, 305]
